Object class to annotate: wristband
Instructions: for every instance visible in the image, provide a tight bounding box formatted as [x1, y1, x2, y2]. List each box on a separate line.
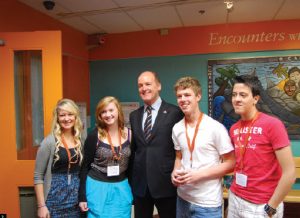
[264, 204, 277, 216]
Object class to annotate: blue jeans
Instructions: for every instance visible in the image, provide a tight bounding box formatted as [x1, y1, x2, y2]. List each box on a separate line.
[176, 196, 222, 218]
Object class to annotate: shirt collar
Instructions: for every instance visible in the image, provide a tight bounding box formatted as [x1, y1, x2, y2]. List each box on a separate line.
[144, 97, 162, 112]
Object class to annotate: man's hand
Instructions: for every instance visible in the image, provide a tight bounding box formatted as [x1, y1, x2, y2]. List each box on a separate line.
[171, 169, 189, 186]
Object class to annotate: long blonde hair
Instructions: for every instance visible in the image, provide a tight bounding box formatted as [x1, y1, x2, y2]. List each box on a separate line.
[95, 96, 126, 139]
[52, 98, 83, 165]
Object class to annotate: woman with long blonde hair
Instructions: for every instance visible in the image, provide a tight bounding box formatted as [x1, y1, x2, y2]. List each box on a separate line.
[34, 99, 83, 218]
[79, 96, 133, 218]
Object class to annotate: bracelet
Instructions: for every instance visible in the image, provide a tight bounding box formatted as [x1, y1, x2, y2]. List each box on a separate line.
[37, 204, 46, 208]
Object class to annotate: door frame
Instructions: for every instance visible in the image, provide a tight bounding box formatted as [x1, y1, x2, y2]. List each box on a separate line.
[0, 31, 62, 217]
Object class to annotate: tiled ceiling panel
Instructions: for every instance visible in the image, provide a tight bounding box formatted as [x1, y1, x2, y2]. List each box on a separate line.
[18, 0, 300, 34]
[276, 0, 300, 20]
[128, 6, 182, 30]
[177, 1, 227, 26]
[58, 0, 116, 11]
[61, 17, 105, 34]
[114, 0, 169, 7]
[85, 12, 142, 33]
[227, 0, 284, 23]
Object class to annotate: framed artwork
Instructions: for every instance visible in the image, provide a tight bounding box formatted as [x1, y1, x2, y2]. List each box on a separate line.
[208, 55, 300, 139]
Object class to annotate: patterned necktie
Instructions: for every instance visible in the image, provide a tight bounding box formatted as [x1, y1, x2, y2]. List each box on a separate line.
[144, 106, 152, 142]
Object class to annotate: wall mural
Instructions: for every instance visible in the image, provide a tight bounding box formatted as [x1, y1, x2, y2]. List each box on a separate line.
[208, 56, 300, 140]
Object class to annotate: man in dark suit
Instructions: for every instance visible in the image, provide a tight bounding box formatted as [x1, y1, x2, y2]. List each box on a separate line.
[129, 71, 184, 218]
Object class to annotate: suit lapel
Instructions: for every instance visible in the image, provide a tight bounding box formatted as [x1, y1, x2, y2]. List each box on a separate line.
[150, 101, 168, 139]
[136, 107, 146, 142]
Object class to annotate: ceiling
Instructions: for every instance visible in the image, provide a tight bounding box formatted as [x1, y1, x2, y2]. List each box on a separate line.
[18, 0, 300, 35]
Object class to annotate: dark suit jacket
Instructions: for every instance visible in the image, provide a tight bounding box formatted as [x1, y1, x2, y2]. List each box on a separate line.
[129, 100, 184, 198]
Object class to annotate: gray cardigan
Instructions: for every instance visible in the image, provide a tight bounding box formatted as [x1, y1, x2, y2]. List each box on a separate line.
[34, 134, 56, 200]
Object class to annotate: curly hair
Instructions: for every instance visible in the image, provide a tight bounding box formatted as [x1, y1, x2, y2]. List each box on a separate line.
[95, 96, 126, 139]
[51, 98, 83, 165]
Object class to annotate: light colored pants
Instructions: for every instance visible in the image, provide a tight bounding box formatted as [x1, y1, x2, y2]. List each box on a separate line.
[227, 191, 283, 218]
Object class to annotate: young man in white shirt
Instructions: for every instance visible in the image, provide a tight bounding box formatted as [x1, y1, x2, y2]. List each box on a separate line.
[171, 76, 235, 218]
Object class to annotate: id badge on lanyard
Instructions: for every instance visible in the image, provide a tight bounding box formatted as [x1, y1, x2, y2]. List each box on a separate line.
[106, 129, 122, 177]
[235, 172, 247, 187]
[234, 112, 259, 188]
[68, 174, 71, 185]
[107, 161, 120, 177]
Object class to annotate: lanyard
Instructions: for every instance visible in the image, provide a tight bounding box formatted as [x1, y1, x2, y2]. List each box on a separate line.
[237, 112, 260, 171]
[107, 129, 122, 161]
[61, 135, 78, 171]
[184, 112, 203, 165]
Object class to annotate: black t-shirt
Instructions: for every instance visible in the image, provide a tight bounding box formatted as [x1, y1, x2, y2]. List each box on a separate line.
[52, 147, 81, 173]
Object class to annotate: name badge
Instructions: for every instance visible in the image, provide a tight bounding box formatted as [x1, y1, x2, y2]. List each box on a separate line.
[107, 165, 120, 177]
[68, 174, 71, 185]
[236, 172, 247, 187]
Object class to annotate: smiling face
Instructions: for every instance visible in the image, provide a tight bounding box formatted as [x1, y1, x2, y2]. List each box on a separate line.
[99, 102, 119, 127]
[284, 80, 296, 96]
[138, 71, 161, 105]
[232, 83, 259, 120]
[176, 87, 201, 116]
[57, 108, 76, 131]
[290, 70, 300, 86]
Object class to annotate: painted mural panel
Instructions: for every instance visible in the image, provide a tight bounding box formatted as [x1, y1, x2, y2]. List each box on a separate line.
[208, 56, 300, 139]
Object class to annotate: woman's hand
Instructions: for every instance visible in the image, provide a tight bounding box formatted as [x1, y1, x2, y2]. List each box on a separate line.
[37, 206, 50, 218]
[79, 202, 89, 212]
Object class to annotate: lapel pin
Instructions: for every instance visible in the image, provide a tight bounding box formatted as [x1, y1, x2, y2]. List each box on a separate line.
[163, 110, 167, 114]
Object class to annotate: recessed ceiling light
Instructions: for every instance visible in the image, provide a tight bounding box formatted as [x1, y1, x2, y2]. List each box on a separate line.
[224, 0, 234, 11]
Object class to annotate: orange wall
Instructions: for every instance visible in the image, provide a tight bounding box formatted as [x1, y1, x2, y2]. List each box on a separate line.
[63, 55, 90, 112]
[89, 19, 300, 60]
[0, 0, 90, 113]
